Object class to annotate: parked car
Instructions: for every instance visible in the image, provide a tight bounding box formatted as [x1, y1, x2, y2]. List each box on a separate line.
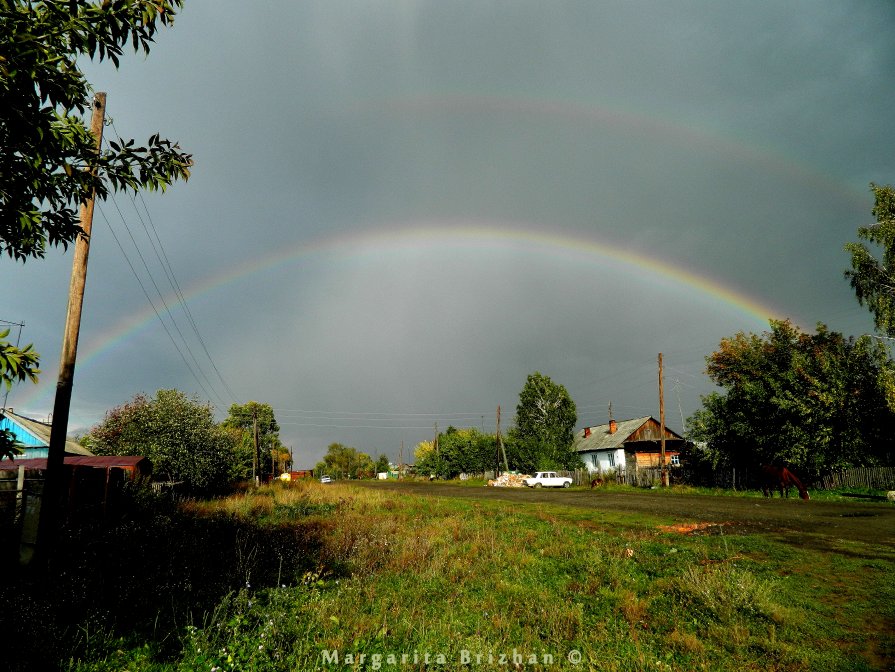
[523, 471, 572, 488]
[320, 475, 332, 484]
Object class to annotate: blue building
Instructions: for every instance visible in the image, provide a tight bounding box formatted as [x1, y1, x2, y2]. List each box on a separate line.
[0, 408, 92, 459]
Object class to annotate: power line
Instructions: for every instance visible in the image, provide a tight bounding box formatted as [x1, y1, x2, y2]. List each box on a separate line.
[131, 188, 239, 403]
[96, 203, 222, 407]
[102, 125, 238, 407]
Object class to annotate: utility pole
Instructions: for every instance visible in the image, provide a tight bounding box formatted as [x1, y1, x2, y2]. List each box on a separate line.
[253, 408, 260, 487]
[496, 405, 508, 473]
[434, 422, 439, 479]
[34, 93, 106, 568]
[399, 440, 404, 480]
[495, 406, 501, 477]
[658, 352, 668, 487]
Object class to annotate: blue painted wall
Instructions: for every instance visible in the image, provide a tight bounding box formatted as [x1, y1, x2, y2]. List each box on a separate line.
[0, 416, 46, 447]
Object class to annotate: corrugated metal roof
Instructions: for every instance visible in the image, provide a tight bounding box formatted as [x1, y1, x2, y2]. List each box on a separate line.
[572, 416, 683, 453]
[0, 455, 148, 470]
[0, 409, 93, 456]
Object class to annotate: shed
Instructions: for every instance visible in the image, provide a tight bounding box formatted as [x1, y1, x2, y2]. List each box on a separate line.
[572, 416, 684, 474]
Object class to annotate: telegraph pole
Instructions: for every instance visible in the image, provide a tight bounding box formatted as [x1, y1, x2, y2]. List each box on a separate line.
[496, 405, 508, 473]
[658, 352, 668, 487]
[34, 93, 106, 567]
[495, 406, 501, 477]
[253, 409, 261, 486]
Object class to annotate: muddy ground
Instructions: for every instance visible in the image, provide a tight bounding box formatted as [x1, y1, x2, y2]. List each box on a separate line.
[353, 480, 895, 559]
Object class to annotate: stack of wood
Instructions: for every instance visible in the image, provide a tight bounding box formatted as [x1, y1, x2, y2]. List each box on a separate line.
[487, 473, 531, 487]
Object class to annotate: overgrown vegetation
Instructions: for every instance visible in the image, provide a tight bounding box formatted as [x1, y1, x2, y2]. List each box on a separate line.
[4, 481, 891, 671]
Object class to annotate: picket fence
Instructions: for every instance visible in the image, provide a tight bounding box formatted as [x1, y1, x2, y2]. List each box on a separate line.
[815, 466, 895, 491]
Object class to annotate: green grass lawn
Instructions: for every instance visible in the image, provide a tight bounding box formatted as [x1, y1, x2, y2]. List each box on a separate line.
[6, 481, 893, 671]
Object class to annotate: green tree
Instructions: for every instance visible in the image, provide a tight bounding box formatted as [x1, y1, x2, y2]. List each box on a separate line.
[83, 389, 236, 494]
[1, 0, 192, 261]
[221, 401, 283, 481]
[374, 453, 391, 474]
[415, 427, 496, 479]
[0, 1, 191, 456]
[315, 443, 374, 480]
[687, 320, 895, 476]
[845, 184, 895, 337]
[508, 371, 581, 472]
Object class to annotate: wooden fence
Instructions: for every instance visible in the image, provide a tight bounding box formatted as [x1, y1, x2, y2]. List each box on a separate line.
[815, 466, 895, 491]
[0, 466, 43, 565]
[459, 465, 895, 491]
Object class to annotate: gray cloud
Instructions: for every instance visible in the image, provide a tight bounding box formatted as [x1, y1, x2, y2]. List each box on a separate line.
[3, 1, 892, 464]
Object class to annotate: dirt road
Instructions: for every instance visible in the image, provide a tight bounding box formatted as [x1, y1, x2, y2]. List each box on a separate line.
[353, 481, 895, 556]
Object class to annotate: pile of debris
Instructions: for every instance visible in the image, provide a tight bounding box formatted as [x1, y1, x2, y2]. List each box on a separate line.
[487, 473, 531, 487]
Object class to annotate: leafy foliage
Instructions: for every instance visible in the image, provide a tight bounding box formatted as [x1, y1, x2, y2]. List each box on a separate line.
[222, 401, 285, 480]
[507, 371, 581, 472]
[845, 184, 895, 337]
[687, 320, 895, 475]
[374, 453, 390, 474]
[83, 389, 236, 493]
[0, 2, 192, 453]
[1, 0, 192, 260]
[0, 329, 40, 459]
[314, 443, 374, 480]
[415, 427, 497, 478]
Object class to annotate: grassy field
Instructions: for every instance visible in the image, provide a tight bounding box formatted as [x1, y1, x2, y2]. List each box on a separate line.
[5, 481, 894, 671]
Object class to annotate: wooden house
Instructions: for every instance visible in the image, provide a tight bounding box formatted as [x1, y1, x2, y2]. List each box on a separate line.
[572, 416, 684, 475]
[0, 408, 92, 458]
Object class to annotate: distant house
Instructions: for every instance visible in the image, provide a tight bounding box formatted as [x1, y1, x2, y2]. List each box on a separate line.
[0, 408, 92, 458]
[573, 416, 684, 475]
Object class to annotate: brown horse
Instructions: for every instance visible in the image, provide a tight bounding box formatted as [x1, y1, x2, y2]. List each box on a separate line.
[761, 465, 809, 500]
[590, 478, 604, 489]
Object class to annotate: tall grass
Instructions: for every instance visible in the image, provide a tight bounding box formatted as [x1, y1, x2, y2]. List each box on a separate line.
[4, 480, 890, 671]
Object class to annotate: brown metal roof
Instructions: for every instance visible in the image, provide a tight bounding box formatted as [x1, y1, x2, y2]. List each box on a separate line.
[0, 455, 148, 470]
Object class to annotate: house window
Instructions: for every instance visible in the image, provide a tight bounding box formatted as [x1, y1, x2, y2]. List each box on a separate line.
[607, 452, 615, 468]
[591, 455, 598, 469]
[670, 454, 680, 466]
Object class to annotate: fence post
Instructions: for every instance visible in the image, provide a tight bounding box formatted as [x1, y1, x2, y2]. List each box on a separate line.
[14, 466, 24, 525]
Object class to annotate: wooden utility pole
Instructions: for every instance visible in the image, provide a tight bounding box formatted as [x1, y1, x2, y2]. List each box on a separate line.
[495, 405, 501, 477]
[34, 93, 106, 567]
[253, 408, 260, 487]
[496, 405, 508, 473]
[434, 422, 439, 479]
[658, 352, 668, 487]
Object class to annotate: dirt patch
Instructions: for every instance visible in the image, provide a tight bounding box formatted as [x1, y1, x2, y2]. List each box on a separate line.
[657, 521, 731, 535]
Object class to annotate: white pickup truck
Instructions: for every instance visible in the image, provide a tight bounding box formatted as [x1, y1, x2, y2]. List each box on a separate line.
[523, 471, 572, 488]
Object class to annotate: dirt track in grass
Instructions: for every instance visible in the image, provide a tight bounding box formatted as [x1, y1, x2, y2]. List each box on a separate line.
[350, 480, 895, 558]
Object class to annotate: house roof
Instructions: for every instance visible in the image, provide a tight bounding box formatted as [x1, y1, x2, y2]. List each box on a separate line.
[573, 416, 683, 453]
[0, 455, 148, 471]
[1, 408, 93, 456]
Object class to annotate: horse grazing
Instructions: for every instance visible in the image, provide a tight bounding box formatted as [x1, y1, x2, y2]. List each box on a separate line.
[761, 465, 810, 500]
[590, 478, 604, 489]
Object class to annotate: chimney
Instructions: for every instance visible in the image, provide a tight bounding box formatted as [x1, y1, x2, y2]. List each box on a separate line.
[584, 427, 591, 438]
[609, 419, 618, 435]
